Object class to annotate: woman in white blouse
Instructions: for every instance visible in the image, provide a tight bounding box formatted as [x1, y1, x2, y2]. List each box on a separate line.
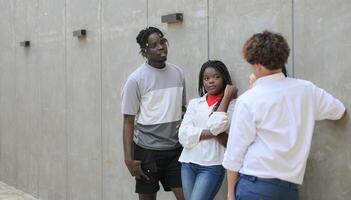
[178, 60, 237, 200]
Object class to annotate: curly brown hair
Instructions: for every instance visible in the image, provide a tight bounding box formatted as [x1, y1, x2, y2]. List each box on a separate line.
[242, 30, 290, 70]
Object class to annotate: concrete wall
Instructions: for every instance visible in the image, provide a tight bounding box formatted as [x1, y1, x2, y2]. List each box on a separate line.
[0, 0, 350, 199]
[294, 0, 351, 199]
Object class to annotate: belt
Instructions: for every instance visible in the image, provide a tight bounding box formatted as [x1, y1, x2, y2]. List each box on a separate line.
[240, 174, 298, 189]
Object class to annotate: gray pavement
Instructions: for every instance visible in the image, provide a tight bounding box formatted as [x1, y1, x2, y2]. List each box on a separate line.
[0, 182, 38, 200]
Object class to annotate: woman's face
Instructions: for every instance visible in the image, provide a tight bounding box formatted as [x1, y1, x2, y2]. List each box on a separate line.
[203, 67, 224, 95]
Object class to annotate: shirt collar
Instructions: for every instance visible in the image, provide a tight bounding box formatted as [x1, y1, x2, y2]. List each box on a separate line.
[253, 72, 285, 87]
[145, 62, 168, 71]
[198, 93, 208, 103]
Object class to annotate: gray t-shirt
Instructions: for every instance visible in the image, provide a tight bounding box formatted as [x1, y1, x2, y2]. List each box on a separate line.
[121, 62, 186, 150]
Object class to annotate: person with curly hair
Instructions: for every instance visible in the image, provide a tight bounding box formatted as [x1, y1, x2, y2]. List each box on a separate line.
[223, 30, 346, 200]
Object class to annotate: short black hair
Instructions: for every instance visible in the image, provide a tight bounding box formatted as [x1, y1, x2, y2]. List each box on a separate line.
[198, 60, 232, 97]
[136, 27, 164, 51]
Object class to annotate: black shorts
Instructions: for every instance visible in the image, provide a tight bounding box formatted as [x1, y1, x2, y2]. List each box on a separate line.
[133, 143, 183, 194]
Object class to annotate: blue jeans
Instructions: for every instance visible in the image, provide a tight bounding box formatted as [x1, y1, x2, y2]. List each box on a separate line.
[235, 174, 299, 200]
[181, 163, 225, 200]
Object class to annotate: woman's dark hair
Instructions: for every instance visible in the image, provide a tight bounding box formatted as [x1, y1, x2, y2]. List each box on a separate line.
[198, 60, 232, 97]
[136, 27, 164, 54]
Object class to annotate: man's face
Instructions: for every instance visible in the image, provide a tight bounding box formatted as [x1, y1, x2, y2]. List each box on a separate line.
[145, 33, 168, 63]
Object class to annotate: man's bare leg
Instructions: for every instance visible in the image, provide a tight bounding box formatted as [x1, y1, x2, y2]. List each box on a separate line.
[139, 193, 156, 200]
[171, 187, 185, 200]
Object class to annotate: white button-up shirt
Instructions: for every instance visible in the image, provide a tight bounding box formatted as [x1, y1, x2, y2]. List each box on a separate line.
[178, 95, 236, 166]
[223, 73, 345, 184]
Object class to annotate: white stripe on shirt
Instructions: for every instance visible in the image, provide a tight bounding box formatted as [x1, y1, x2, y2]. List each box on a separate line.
[137, 87, 183, 125]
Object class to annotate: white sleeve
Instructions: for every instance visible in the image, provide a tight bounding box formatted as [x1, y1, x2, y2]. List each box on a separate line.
[207, 100, 236, 136]
[226, 100, 236, 133]
[222, 100, 256, 171]
[313, 84, 345, 120]
[178, 100, 203, 149]
[208, 112, 228, 136]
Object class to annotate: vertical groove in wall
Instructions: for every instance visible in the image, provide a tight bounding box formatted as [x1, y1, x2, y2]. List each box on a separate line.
[146, 0, 148, 26]
[207, 0, 210, 59]
[36, 1, 41, 198]
[291, 0, 295, 77]
[12, 0, 18, 189]
[64, 0, 69, 199]
[100, 0, 104, 200]
[10, 1, 18, 188]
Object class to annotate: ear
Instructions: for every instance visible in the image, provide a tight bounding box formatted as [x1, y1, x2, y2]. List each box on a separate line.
[252, 63, 260, 69]
[141, 48, 147, 57]
[253, 63, 265, 73]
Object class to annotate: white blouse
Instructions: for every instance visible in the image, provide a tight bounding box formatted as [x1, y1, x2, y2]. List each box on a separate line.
[178, 95, 236, 166]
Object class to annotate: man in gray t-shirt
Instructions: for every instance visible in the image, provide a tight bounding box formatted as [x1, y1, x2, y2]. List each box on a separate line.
[122, 27, 185, 200]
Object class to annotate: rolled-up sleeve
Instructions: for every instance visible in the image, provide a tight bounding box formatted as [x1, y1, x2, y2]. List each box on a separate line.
[222, 100, 256, 171]
[313, 84, 346, 120]
[178, 100, 203, 149]
[208, 112, 229, 136]
[208, 100, 236, 135]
